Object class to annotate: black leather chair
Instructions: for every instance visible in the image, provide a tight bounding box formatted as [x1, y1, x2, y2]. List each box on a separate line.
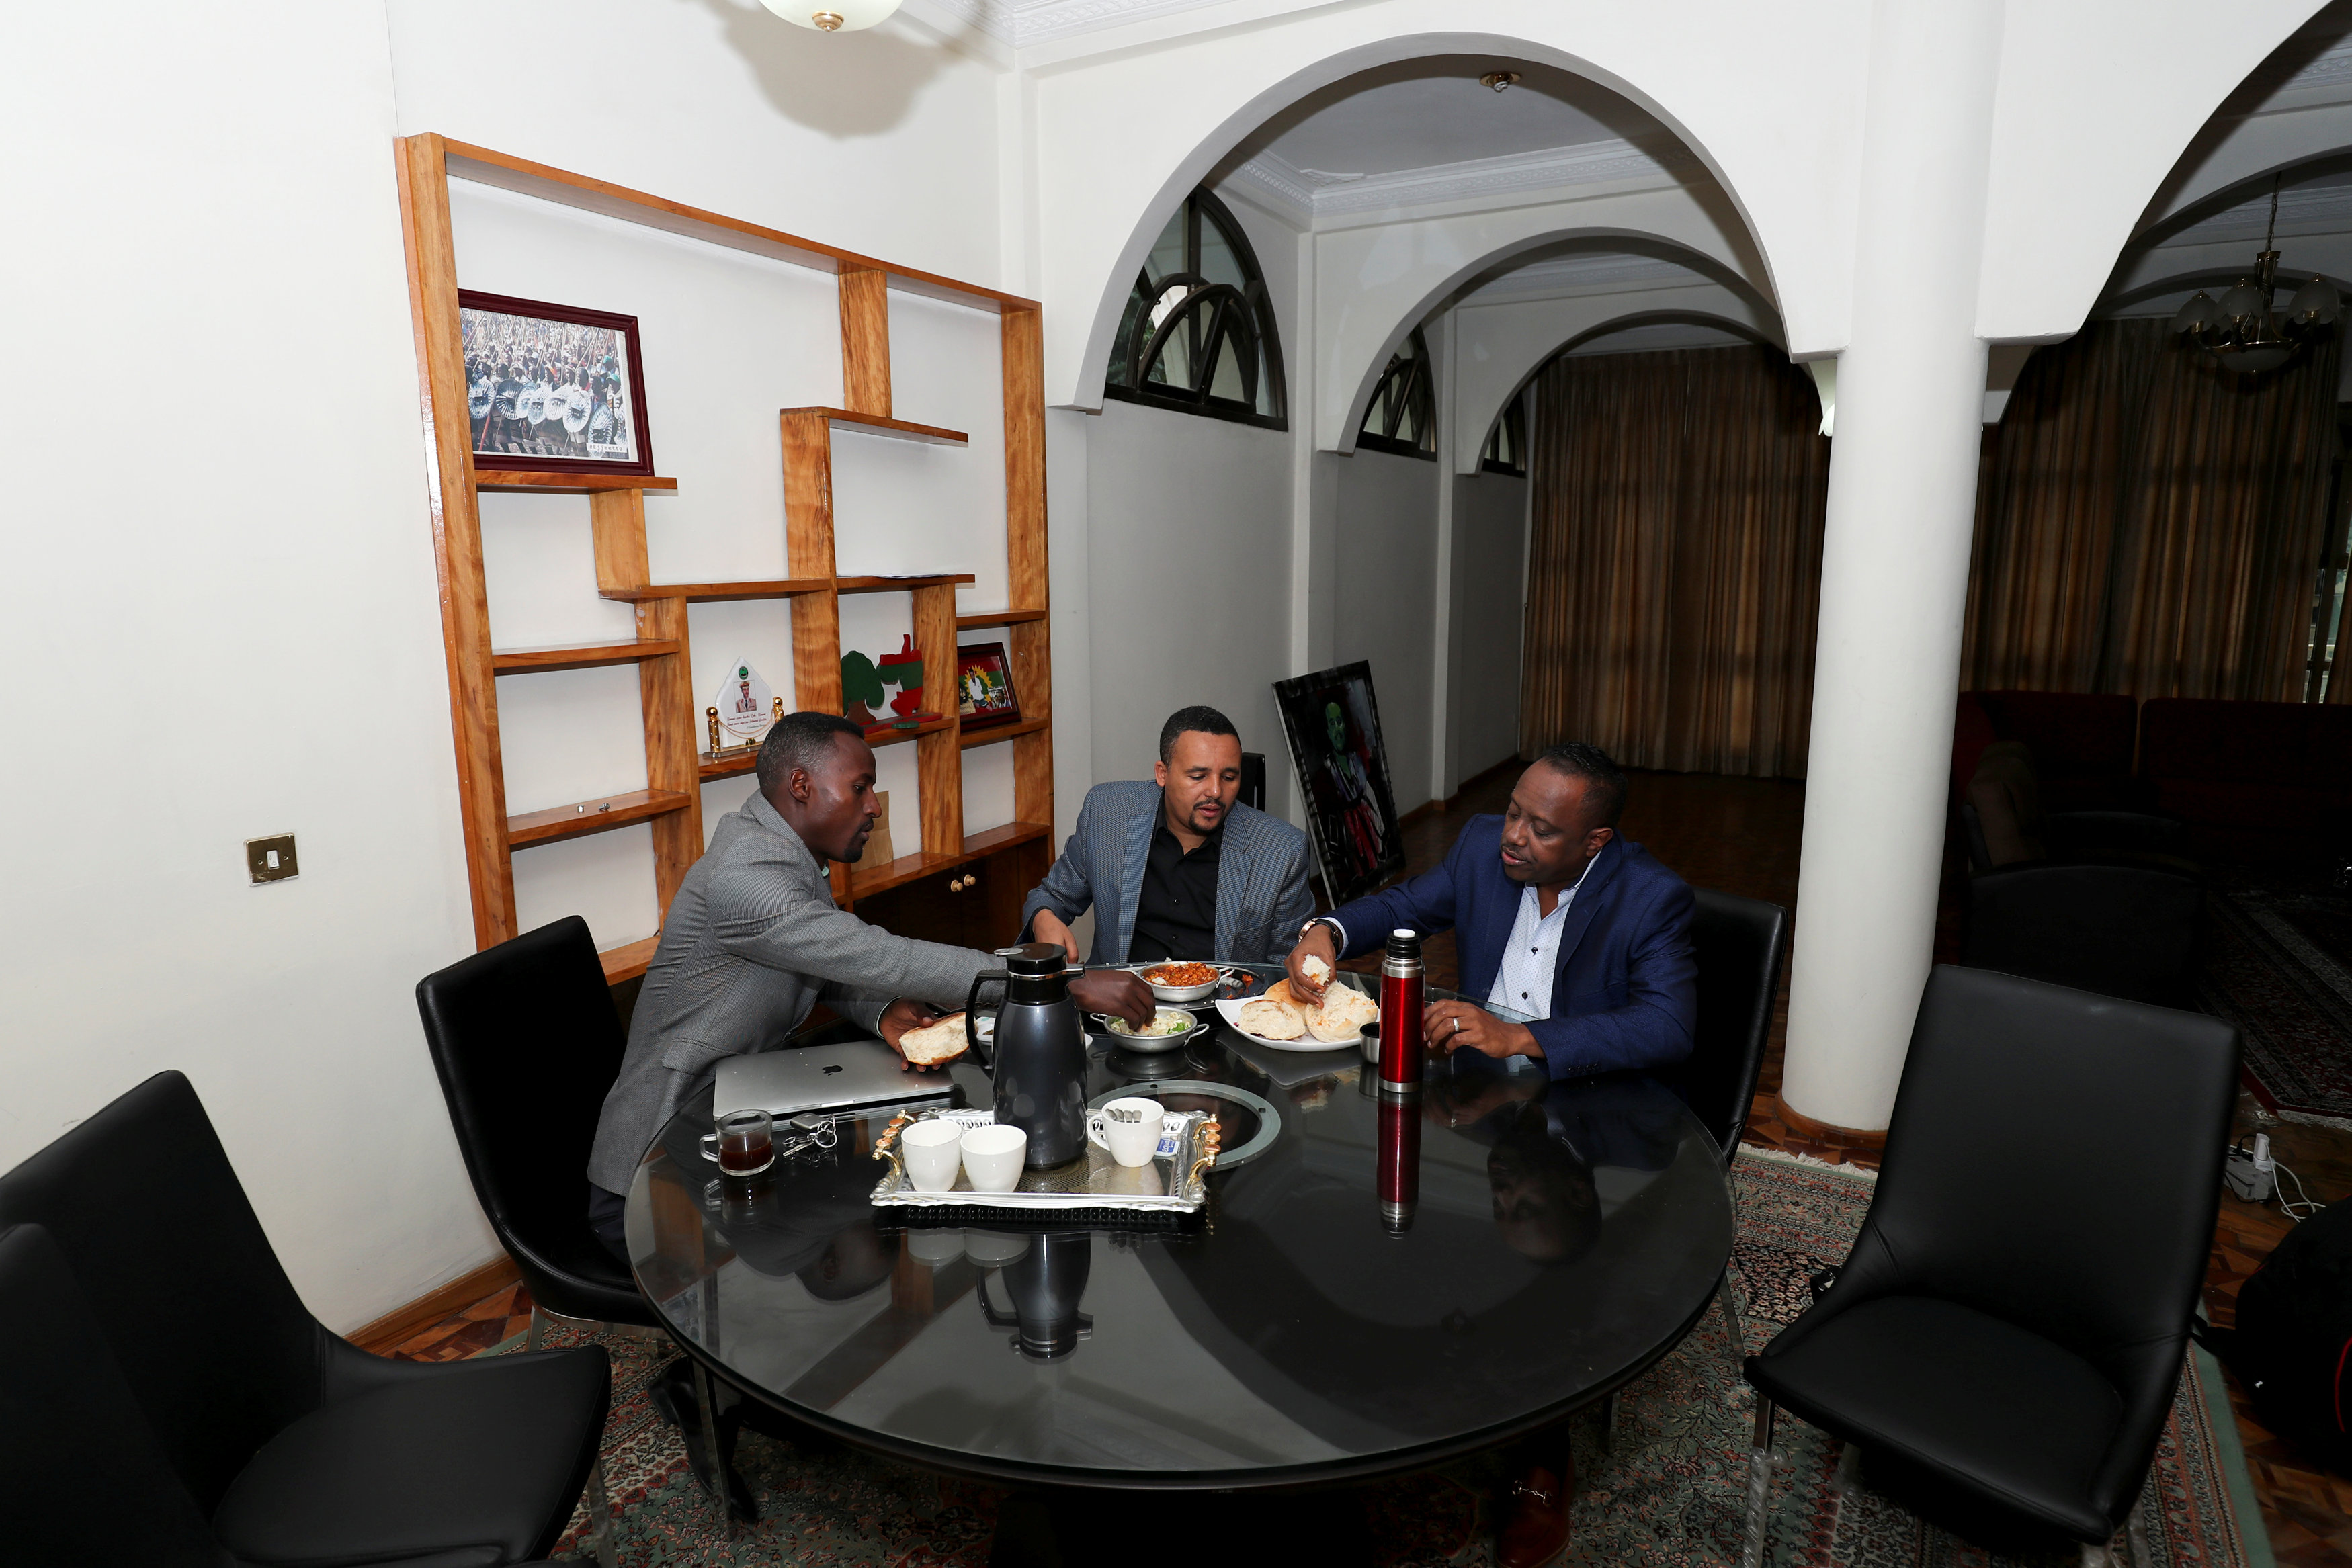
[1669, 887, 1788, 1166]
[0, 1071, 612, 1568]
[1740, 967, 2238, 1563]
[415, 915, 662, 1340]
[419, 920, 754, 1528]
[1963, 862, 2202, 1009]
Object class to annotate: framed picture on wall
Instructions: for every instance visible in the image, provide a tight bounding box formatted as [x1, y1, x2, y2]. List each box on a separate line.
[1273, 662, 1405, 905]
[458, 290, 655, 476]
[956, 642, 1022, 732]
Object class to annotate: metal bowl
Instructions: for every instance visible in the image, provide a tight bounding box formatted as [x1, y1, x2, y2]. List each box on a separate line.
[1090, 1008, 1207, 1053]
[1124, 963, 1228, 1005]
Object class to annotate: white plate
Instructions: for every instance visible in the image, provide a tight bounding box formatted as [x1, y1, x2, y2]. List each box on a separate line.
[1213, 995, 1365, 1053]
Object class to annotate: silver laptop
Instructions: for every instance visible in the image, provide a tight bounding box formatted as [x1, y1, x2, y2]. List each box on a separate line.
[712, 1038, 958, 1120]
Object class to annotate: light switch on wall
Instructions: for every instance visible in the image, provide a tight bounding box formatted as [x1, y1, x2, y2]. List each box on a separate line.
[246, 834, 299, 885]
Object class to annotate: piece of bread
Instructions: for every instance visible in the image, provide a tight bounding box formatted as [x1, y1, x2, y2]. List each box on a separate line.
[1261, 979, 1301, 1010]
[897, 1014, 970, 1068]
[1305, 986, 1378, 1043]
[1237, 998, 1307, 1041]
[1301, 954, 1332, 983]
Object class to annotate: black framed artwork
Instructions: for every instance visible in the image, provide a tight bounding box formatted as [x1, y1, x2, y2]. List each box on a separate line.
[1273, 662, 1405, 905]
[458, 290, 655, 476]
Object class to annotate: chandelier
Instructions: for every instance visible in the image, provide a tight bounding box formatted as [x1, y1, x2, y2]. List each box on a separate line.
[759, 0, 898, 30]
[2171, 181, 2341, 374]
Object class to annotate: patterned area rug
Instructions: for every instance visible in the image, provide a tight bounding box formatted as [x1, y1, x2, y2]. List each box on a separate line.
[515, 1151, 2267, 1566]
[2198, 873, 2352, 1127]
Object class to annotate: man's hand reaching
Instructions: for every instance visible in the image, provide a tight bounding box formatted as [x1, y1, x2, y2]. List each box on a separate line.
[878, 997, 944, 1070]
[1068, 968, 1153, 1031]
[1285, 922, 1339, 1005]
[1030, 908, 1083, 963]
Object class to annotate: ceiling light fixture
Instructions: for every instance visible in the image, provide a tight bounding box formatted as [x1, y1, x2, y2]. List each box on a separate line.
[760, 0, 900, 30]
[2171, 178, 2339, 375]
[1480, 71, 1521, 92]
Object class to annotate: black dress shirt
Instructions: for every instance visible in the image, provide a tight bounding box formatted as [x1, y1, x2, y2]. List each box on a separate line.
[1127, 817, 1223, 962]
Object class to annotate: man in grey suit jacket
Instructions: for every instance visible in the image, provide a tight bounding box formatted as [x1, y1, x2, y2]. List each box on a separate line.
[1023, 705, 1315, 966]
[587, 713, 1150, 1244]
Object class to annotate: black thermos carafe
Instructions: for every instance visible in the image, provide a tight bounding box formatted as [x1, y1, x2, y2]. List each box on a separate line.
[965, 943, 1089, 1166]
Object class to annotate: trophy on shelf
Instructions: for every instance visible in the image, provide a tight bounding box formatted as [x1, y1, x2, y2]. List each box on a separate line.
[704, 658, 775, 765]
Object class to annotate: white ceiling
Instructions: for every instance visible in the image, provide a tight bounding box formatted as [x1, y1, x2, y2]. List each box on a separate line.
[1233, 58, 1659, 180]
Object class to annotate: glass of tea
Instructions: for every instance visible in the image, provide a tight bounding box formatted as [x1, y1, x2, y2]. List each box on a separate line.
[700, 1108, 775, 1176]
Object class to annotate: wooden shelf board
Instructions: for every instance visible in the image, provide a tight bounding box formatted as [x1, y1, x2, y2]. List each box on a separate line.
[960, 717, 1050, 750]
[845, 821, 1052, 902]
[599, 578, 831, 604]
[476, 470, 677, 494]
[784, 407, 969, 447]
[956, 609, 1048, 631]
[599, 936, 660, 984]
[507, 789, 693, 848]
[439, 140, 1040, 316]
[835, 574, 978, 594]
[870, 717, 956, 749]
[698, 750, 761, 782]
[491, 637, 680, 673]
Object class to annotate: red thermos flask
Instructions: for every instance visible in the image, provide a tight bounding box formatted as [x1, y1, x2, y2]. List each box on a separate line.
[1376, 928, 1425, 1099]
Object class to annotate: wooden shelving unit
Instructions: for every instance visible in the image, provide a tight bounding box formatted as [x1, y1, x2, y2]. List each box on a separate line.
[395, 133, 1055, 980]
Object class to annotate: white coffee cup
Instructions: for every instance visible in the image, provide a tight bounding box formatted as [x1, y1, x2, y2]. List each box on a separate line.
[1087, 1097, 1166, 1168]
[961, 1123, 1027, 1192]
[900, 1119, 965, 1192]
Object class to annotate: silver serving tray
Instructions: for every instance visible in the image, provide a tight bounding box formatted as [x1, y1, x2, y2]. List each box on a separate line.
[870, 1106, 1220, 1214]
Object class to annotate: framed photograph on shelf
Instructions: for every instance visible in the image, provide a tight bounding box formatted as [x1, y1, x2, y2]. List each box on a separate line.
[1273, 662, 1404, 905]
[955, 642, 1021, 732]
[458, 290, 655, 476]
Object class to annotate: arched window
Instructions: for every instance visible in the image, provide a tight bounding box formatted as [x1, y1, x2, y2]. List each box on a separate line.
[1105, 189, 1286, 429]
[1355, 326, 1436, 459]
[1480, 392, 1527, 476]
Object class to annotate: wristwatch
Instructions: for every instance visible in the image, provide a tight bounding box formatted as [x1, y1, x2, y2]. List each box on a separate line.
[1300, 917, 1342, 943]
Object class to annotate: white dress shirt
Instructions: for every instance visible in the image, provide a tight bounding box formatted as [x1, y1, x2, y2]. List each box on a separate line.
[1485, 853, 1600, 1020]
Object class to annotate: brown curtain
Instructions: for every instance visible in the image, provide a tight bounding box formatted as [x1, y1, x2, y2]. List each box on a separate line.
[1519, 343, 1830, 777]
[1962, 318, 2341, 702]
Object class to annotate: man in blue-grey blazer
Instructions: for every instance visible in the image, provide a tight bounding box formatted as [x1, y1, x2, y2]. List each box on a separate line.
[1023, 705, 1316, 966]
[1286, 741, 1695, 1080]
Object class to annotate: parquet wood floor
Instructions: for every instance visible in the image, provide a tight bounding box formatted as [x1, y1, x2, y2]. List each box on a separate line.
[386, 760, 2352, 1563]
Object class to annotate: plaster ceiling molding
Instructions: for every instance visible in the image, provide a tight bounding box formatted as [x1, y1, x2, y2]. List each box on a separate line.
[2237, 30, 2352, 109]
[1234, 138, 1697, 230]
[2165, 177, 2352, 247]
[1222, 154, 1359, 227]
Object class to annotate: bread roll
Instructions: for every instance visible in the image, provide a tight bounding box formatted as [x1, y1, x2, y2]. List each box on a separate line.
[1237, 998, 1307, 1041]
[1261, 979, 1300, 1010]
[897, 1014, 970, 1069]
[1304, 986, 1378, 1043]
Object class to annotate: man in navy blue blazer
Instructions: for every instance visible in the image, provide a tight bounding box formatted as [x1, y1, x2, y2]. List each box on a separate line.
[1286, 742, 1695, 1080]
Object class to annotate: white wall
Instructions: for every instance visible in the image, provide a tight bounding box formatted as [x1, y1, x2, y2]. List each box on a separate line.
[1447, 470, 1530, 783]
[1, 1, 486, 1330]
[1083, 401, 1296, 807]
[1332, 450, 1443, 813]
[1, 0, 1016, 1334]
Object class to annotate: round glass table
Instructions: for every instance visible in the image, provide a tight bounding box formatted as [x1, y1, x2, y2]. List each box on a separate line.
[624, 964, 1734, 1493]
